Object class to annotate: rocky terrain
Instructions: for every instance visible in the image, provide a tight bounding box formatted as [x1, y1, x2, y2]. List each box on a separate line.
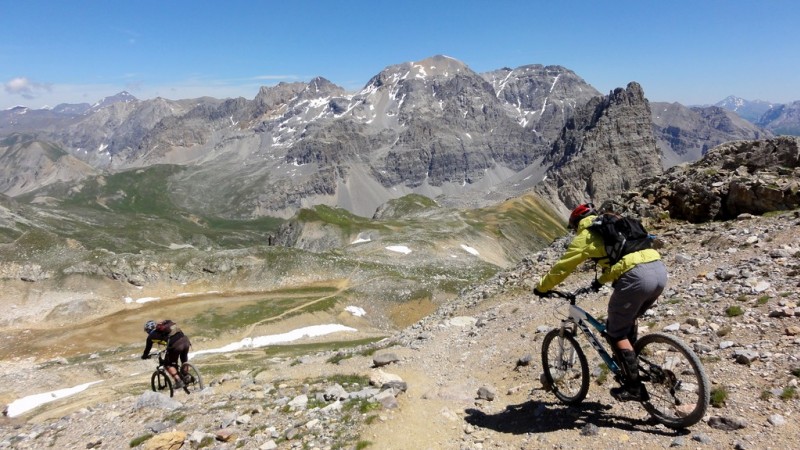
[0, 41, 798, 450]
[535, 82, 662, 216]
[638, 136, 800, 223]
[0, 135, 800, 449]
[1, 205, 799, 449]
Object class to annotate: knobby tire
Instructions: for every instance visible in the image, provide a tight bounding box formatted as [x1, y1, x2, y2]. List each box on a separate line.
[635, 332, 710, 429]
[151, 370, 174, 397]
[541, 329, 590, 404]
[181, 363, 205, 392]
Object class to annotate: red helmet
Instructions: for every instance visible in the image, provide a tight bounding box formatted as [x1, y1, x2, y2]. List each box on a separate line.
[568, 203, 596, 229]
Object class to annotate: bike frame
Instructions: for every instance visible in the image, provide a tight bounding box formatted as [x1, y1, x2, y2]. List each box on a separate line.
[154, 349, 184, 374]
[557, 295, 622, 375]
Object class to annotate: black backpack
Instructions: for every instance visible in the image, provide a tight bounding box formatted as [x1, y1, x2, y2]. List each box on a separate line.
[588, 213, 654, 264]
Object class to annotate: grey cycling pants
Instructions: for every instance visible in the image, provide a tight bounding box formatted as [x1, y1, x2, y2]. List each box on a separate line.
[607, 260, 668, 342]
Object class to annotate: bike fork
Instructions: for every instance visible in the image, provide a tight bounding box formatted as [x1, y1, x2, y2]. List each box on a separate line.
[558, 321, 577, 337]
[555, 322, 577, 369]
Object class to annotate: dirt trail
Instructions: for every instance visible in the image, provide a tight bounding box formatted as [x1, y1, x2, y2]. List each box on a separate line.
[0, 280, 358, 361]
[238, 278, 353, 340]
[0, 274, 404, 425]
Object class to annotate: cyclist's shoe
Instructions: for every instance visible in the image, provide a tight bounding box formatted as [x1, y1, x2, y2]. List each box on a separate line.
[610, 381, 648, 402]
[183, 374, 194, 384]
[173, 379, 185, 389]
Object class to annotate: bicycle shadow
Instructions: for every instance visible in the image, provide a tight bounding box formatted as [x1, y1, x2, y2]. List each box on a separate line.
[464, 398, 687, 437]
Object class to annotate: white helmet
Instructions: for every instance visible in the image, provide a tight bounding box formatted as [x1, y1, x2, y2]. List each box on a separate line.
[144, 320, 157, 333]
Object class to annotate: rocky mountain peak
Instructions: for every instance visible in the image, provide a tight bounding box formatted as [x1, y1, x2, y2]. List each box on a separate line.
[1, 57, 777, 218]
[758, 101, 800, 135]
[306, 76, 343, 95]
[254, 82, 309, 112]
[52, 102, 91, 115]
[411, 54, 469, 76]
[609, 80, 646, 105]
[363, 55, 470, 91]
[535, 81, 661, 215]
[91, 91, 138, 110]
[715, 95, 774, 123]
[717, 95, 747, 110]
[480, 64, 601, 142]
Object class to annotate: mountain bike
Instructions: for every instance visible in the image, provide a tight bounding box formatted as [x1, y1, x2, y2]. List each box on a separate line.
[539, 286, 709, 429]
[150, 350, 204, 397]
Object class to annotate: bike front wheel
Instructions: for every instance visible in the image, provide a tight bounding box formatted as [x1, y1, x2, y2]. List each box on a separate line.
[541, 329, 590, 404]
[151, 369, 174, 397]
[180, 363, 205, 392]
[635, 332, 710, 429]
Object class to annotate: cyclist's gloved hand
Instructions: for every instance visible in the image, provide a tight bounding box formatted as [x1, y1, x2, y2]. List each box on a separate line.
[141, 354, 150, 360]
[533, 288, 549, 298]
[590, 279, 602, 292]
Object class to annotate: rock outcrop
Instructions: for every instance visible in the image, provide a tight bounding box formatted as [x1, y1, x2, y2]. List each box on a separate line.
[638, 136, 800, 222]
[535, 82, 662, 215]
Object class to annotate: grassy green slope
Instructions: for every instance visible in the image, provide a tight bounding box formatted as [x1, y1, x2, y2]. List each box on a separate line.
[13, 165, 284, 253]
[2, 173, 566, 321]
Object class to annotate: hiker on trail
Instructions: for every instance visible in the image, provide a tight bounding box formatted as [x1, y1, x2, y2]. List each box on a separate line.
[532, 203, 667, 401]
[141, 319, 192, 388]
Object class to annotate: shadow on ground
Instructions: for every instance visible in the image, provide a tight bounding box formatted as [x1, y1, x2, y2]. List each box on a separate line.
[465, 399, 689, 437]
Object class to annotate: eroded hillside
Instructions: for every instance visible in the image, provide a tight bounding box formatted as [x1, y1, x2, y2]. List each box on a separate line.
[1, 137, 799, 449]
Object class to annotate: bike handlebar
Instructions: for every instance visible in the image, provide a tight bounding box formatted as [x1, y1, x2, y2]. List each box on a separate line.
[543, 285, 595, 301]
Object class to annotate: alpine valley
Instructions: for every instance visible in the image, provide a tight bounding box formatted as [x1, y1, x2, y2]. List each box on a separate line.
[0, 53, 784, 338]
[1, 55, 799, 450]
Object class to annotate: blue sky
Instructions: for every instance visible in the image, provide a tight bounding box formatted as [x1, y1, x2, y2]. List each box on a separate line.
[2, 0, 798, 110]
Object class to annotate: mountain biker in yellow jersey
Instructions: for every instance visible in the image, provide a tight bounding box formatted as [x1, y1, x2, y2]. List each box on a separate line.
[141, 319, 192, 389]
[533, 203, 668, 401]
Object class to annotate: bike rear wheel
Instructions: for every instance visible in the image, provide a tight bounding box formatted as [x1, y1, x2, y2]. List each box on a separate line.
[180, 363, 204, 392]
[635, 332, 709, 429]
[151, 370, 174, 397]
[541, 329, 590, 404]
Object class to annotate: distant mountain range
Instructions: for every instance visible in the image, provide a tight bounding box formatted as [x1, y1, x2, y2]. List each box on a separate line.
[0, 55, 796, 330]
[0, 55, 779, 220]
[714, 95, 800, 135]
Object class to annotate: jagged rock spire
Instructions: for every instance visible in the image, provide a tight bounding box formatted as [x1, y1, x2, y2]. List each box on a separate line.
[535, 81, 662, 216]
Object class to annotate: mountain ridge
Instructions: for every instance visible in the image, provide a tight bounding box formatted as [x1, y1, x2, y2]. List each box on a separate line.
[1, 56, 770, 220]
[714, 95, 800, 136]
[1, 141, 799, 448]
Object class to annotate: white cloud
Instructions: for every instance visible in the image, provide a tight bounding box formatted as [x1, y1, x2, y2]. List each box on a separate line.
[4, 77, 51, 99]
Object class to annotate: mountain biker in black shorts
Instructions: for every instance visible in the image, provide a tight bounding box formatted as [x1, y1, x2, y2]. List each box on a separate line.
[141, 319, 192, 389]
[533, 203, 668, 401]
